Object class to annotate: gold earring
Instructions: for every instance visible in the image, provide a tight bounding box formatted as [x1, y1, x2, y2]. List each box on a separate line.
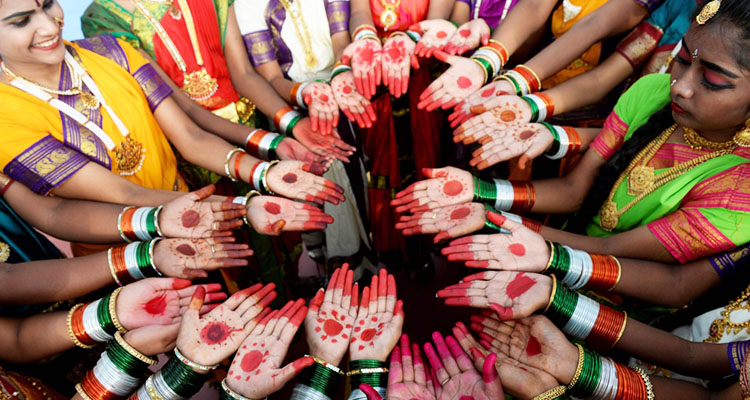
[54, 17, 64, 28]
[733, 120, 750, 147]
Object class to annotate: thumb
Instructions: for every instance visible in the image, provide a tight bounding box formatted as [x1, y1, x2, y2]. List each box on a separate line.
[487, 211, 524, 232]
[267, 220, 286, 235]
[359, 384, 384, 400]
[275, 357, 315, 387]
[482, 353, 504, 398]
[191, 184, 216, 201]
[188, 285, 206, 312]
[432, 50, 457, 64]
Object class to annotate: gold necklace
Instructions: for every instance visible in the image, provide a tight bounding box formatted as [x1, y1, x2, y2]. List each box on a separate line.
[626, 124, 676, 195]
[380, 0, 401, 31]
[705, 283, 750, 343]
[278, 0, 318, 67]
[0, 242, 9, 263]
[2, 60, 100, 110]
[683, 127, 736, 151]
[132, 0, 218, 102]
[2, 61, 79, 96]
[598, 124, 735, 232]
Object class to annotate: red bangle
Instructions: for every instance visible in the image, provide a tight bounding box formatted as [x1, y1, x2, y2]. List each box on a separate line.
[248, 161, 263, 190]
[513, 65, 541, 93]
[0, 177, 14, 196]
[119, 208, 138, 242]
[80, 370, 118, 400]
[245, 129, 267, 158]
[586, 254, 620, 291]
[71, 304, 96, 346]
[564, 126, 581, 154]
[111, 246, 133, 285]
[233, 152, 247, 182]
[510, 181, 535, 212]
[487, 40, 508, 66]
[273, 106, 294, 128]
[587, 305, 626, 350]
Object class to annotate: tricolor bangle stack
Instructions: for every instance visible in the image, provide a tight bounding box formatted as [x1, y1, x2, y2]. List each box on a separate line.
[483, 205, 542, 234]
[292, 355, 343, 400]
[118, 206, 163, 243]
[108, 240, 162, 286]
[68, 289, 127, 349]
[135, 355, 208, 400]
[545, 282, 627, 350]
[76, 333, 155, 400]
[501, 65, 541, 96]
[244, 129, 283, 160]
[544, 242, 621, 292]
[520, 93, 554, 122]
[352, 24, 379, 42]
[247, 160, 275, 194]
[273, 106, 303, 136]
[567, 346, 653, 400]
[290, 81, 313, 109]
[728, 340, 750, 374]
[542, 124, 581, 160]
[329, 62, 352, 82]
[471, 45, 506, 84]
[346, 360, 388, 399]
[472, 176, 536, 212]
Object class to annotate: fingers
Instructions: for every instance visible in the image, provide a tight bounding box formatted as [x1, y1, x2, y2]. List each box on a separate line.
[309, 289, 325, 313]
[341, 266, 354, 311]
[277, 357, 316, 389]
[446, 335, 474, 372]
[400, 334, 414, 382]
[234, 283, 278, 318]
[423, 341, 449, 386]
[324, 268, 339, 303]
[359, 384, 383, 400]
[389, 339, 403, 385]
[190, 184, 216, 201]
[432, 331, 461, 376]
[413, 342, 427, 386]
[482, 353, 504, 397]
[188, 286, 206, 312]
[280, 305, 308, 344]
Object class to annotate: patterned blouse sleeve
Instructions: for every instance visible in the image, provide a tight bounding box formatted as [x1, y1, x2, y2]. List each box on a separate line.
[233, 0, 278, 67]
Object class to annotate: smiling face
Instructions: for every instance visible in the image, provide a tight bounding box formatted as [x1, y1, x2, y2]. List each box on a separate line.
[0, 0, 65, 72]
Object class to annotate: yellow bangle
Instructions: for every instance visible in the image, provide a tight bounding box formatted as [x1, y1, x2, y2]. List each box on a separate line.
[67, 304, 95, 349]
[75, 384, 95, 400]
[307, 355, 345, 375]
[610, 255, 622, 291]
[544, 274, 557, 313]
[470, 59, 488, 87]
[531, 385, 567, 400]
[109, 287, 128, 334]
[543, 240, 555, 272]
[115, 331, 158, 365]
[566, 343, 585, 390]
[517, 64, 542, 89]
[346, 367, 389, 376]
[612, 311, 628, 348]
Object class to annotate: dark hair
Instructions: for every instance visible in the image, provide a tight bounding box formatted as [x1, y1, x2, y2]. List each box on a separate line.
[568, 105, 674, 233]
[696, 0, 750, 69]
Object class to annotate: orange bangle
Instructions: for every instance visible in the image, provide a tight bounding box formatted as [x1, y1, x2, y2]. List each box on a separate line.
[233, 151, 247, 182]
[119, 208, 137, 242]
[273, 106, 294, 128]
[290, 82, 303, 107]
[536, 92, 555, 116]
[72, 304, 96, 346]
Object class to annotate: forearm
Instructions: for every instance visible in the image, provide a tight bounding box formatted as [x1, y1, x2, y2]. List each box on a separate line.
[652, 377, 734, 400]
[544, 54, 635, 115]
[1, 312, 72, 363]
[426, 0, 456, 20]
[449, 2, 470, 25]
[174, 90, 255, 147]
[349, 0, 376, 36]
[491, 0, 557, 56]
[539, 225, 676, 262]
[331, 32, 351, 61]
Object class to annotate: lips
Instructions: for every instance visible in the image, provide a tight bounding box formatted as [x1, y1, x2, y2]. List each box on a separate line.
[32, 35, 60, 51]
[671, 101, 686, 114]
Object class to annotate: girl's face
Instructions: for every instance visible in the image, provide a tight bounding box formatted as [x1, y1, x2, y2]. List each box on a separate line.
[0, 0, 64, 70]
[670, 23, 750, 133]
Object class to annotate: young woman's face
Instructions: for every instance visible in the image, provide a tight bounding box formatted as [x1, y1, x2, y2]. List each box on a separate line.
[0, 0, 64, 69]
[670, 23, 750, 133]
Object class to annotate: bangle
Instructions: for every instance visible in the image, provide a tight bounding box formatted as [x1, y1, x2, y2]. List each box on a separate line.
[566, 343, 585, 390]
[544, 274, 557, 313]
[346, 368, 389, 376]
[156, 356, 207, 399]
[487, 39, 508, 66]
[297, 358, 342, 398]
[220, 380, 255, 400]
[224, 147, 244, 182]
[522, 94, 554, 122]
[307, 355, 344, 375]
[114, 331, 157, 365]
[245, 130, 283, 160]
[247, 161, 267, 191]
[174, 348, 219, 371]
[110, 287, 128, 335]
[329, 64, 352, 81]
[633, 367, 655, 400]
[233, 151, 247, 183]
[260, 160, 279, 195]
[68, 304, 96, 349]
[470, 58, 489, 85]
[273, 106, 303, 136]
[0, 175, 14, 196]
[514, 64, 542, 92]
[117, 206, 136, 242]
[352, 24, 378, 42]
[153, 206, 164, 237]
[545, 243, 621, 291]
[242, 190, 262, 226]
[108, 248, 122, 287]
[405, 30, 421, 43]
[531, 385, 567, 400]
[543, 240, 555, 272]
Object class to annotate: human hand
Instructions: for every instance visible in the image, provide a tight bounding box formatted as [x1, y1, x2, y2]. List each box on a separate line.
[160, 185, 245, 238]
[246, 195, 334, 235]
[391, 167, 474, 213]
[154, 238, 253, 279]
[363, 335, 436, 400]
[437, 271, 552, 320]
[304, 264, 358, 366]
[331, 70, 377, 129]
[469, 314, 578, 385]
[395, 202, 486, 243]
[418, 51, 484, 111]
[176, 283, 277, 367]
[292, 117, 356, 162]
[443, 19, 490, 55]
[350, 268, 404, 361]
[441, 212, 549, 270]
[342, 39, 383, 99]
[226, 299, 314, 399]
[381, 33, 417, 98]
[302, 82, 339, 136]
[470, 123, 555, 171]
[448, 80, 516, 128]
[452, 94, 531, 142]
[410, 20, 457, 59]
[122, 323, 181, 356]
[424, 331, 504, 399]
[275, 137, 334, 172]
[266, 160, 346, 205]
[117, 278, 226, 330]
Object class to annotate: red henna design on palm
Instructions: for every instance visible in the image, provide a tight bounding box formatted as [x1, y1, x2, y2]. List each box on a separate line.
[342, 39, 382, 100]
[226, 299, 314, 399]
[246, 195, 334, 235]
[437, 271, 552, 320]
[305, 264, 358, 365]
[418, 51, 484, 112]
[453, 94, 531, 144]
[469, 123, 554, 171]
[292, 117, 356, 163]
[382, 35, 417, 98]
[391, 167, 474, 213]
[161, 185, 245, 238]
[266, 160, 346, 206]
[395, 203, 486, 243]
[350, 269, 404, 362]
[410, 20, 458, 59]
[331, 70, 377, 129]
[154, 238, 253, 279]
[176, 283, 277, 366]
[117, 278, 226, 330]
[448, 80, 515, 129]
[443, 19, 490, 55]
[302, 82, 339, 136]
[440, 212, 549, 270]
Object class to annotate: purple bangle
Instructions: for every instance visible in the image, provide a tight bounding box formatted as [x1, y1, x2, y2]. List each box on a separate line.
[728, 341, 750, 374]
[710, 243, 750, 279]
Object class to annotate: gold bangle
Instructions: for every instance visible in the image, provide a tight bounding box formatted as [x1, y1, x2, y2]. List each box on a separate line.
[488, 39, 507, 55]
[306, 355, 345, 375]
[470, 59, 488, 86]
[544, 274, 557, 313]
[261, 160, 280, 195]
[242, 190, 262, 226]
[224, 147, 244, 181]
[145, 376, 165, 400]
[107, 248, 122, 287]
[109, 287, 128, 334]
[543, 240, 555, 272]
[75, 384, 95, 400]
[531, 385, 567, 400]
[67, 304, 95, 349]
[612, 311, 628, 348]
[115, 331, 158, 365]
[566, 343, 585, 390]
[346, 367, 389, 376]
[610, 255, 622, 291]
[633, 367, 655, 400]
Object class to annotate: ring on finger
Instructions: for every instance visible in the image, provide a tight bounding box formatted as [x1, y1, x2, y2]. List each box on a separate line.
[440, 377, 450, 386]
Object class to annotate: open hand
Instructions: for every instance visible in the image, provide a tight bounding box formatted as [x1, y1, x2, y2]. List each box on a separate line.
[266, 160, 346, 205]
[160, 185, 245, 238]
[382, 34, 417, 98]
[470, 123, 554, 171]
[444, 19, 490, 55]
[391, 167, 474, 213]
[362, 334, 436, 400]
[418, 51, 484, 112]
[448, 80, 516, 128]
[342, 39, 382, 99]
[331, 70, 377, 129]
[350, 268, 404, 361]
[154, 238, 253, 279]
[246, 195, 334, 235]
[452, 94, 531, 143]
[292, 117, 356, 162]
[395, 202, 486, 243]
[410, 20, 457, 59]
[275, 137, 334, 172]
[303, 82, 339, 136]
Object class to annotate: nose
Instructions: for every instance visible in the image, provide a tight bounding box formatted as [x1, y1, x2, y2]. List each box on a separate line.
[670, 75, 693, 100]
[36, 13, 62, 38]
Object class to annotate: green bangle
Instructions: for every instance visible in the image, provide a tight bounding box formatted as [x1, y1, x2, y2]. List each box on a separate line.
[472, 176, 497, 204]
[471, 56, 493, 84]
[162, 356, 208, 398]
[568, 348, 601, 398]
[520, 96, 539, 123]
[450, 20, 459, 27]
[540, 122, 560, 157]
[268, 135, 284, 160]
[544, 283, 577, 327]
[96, 294, 117, 335]
[286, 115, 303, 136]
[299, 362, 341, 398]
[502, 73, 522, 95]
[107, 338, 151, 375]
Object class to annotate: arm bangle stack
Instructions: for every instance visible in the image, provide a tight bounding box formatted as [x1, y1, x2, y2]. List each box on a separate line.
[247, 161, 271, 193]
[273, 106, 303, 136]
[351, 24, 378, 42]
[347, 360, 388, 399]
[472, 177, 535, 212]
[543, 125, 580, 160]
[521, 93, 554, 122]
[143, 355, 207, 400]
[224, 148, 244, 182]
[118, 206, 162, 242]
[544, 242, 621, 291]
[76, 334, 153, 400]
[292, 356, 342, 400]
[68, 289, 129, 348]
[290, 81, 312, 109]
[245, 129, 283, 160]
[109, 240, 163, 285]
[569, 347, 653, 400]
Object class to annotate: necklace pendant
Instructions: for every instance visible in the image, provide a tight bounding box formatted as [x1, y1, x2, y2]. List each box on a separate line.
[380, 7, 398, 30]
[628, 165, 655, 195]
[0, 242, 10, 263]
[182, 68, 218, 103]
[115, 136, 147, 176]
[80, 91, 100, 110]
[169, 4, 182, 20]
[599, 201, 619, 232]
[305, 52, 318, 68]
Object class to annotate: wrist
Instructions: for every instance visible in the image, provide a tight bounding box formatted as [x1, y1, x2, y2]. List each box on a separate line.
[68, 288, 128, 348]
[109, 240, 163, 286]
[222, 379, 263, 400]
[118, 206, 163, 242]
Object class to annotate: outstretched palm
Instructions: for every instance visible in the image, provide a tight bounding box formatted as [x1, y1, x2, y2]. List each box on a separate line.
[160, 185, 245, 238]
[391, 167, 474, 213]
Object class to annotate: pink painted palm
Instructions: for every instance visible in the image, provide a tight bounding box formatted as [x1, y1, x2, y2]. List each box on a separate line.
[350, 269, 404, 361]
[391, 167, 474, 214]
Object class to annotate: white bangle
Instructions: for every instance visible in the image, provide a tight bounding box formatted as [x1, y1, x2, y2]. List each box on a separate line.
[174, 347, 219, 371]
[493, 179, 514, 211]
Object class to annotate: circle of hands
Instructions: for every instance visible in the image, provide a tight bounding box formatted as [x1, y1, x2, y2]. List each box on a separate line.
[246, 195, 334, 235]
